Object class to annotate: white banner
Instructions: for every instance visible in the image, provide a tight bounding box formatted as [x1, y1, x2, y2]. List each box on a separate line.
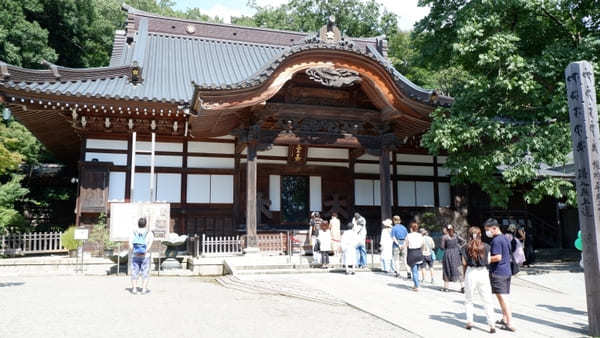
[109, 202, 170, 242]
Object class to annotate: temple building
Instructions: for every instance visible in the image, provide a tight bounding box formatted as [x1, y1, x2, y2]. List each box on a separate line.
[1, 5, 475, 247]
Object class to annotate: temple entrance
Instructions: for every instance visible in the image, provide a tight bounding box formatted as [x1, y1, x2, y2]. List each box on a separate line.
[280, 175, 309, 224]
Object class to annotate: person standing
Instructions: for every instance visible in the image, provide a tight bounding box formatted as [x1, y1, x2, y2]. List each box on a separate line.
[318, 220, 332, 268]
[309, 212, 322, 265]
[341, 222, 358, 275]
[462, 226, 495, 333]
[391, 215, 409, 278]
[485, 218, 516, 332]
[420, 229, 435, 284]
[330, 213, 341, 256]
[518, 226, 534, 267]
[405, 221, 424, 291]
[441, 224, 464, 292]
[352, 212, 367, 268]
[379, 219, 394, 273]
[129, 217, 154, 295]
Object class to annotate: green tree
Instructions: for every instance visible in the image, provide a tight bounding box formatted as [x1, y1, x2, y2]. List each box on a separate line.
[415, 0, 600, 207]
[232, 0, 398, 38]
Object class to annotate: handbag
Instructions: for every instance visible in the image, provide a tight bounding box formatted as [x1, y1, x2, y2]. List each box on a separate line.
[510, 252, 520, 275]
[425, 238, 436, 260]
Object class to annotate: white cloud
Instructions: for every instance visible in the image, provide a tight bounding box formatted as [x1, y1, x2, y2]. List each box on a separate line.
[377, 0, 430, 31]
[201, 4, 246, 23]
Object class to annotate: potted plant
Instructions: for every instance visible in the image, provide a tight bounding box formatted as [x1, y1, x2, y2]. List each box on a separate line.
[90, 213, 117, 257]
[61, 226, 80, 257]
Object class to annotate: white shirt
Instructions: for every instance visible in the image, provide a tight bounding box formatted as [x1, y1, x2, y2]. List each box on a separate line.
[406, 232, 424, 249]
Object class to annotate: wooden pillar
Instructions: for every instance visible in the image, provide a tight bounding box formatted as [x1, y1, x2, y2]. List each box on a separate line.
[565, 61, 600, 336]
[379, 150, 392, 221]
[245, 141, 258, 249]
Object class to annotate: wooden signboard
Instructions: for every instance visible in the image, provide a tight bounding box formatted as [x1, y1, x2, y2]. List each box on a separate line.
[78, 162, 111, 213]
[109, 202, 170, 242]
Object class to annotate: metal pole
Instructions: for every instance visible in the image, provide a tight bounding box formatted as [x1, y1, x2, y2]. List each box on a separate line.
[150, 132, 156, 202]
[131, 132, 136, 201]
[117, 242, 121, 275]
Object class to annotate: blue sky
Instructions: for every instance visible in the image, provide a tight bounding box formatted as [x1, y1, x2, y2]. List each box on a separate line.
[172, 0, 429, 31]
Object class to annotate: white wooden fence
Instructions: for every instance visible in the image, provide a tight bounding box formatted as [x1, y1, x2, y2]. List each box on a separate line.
[0, 232, 67, 255]
[201, 234, 243, 257]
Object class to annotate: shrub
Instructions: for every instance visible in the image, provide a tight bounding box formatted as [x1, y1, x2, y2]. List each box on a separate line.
[89, 213, 116, 251]
[61, 226, 80, 251]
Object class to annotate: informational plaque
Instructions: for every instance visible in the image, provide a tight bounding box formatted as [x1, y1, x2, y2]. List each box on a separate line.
[109, 202, 170, 241]
[74, 228, 89, 240]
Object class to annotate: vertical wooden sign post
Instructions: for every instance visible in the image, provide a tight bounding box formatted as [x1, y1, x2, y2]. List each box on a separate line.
[565, 61, 600, 336]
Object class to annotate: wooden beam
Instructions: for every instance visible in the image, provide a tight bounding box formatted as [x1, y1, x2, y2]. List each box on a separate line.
[379, 150, 392, 221]
[245, 141, 258, 249]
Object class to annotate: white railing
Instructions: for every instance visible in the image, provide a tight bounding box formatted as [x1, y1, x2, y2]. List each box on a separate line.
[201, 234, 243, 257]
[0, 232, 67, 255]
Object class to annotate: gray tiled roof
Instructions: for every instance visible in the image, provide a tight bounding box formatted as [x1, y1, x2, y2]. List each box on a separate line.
[1, 31, 285, 104]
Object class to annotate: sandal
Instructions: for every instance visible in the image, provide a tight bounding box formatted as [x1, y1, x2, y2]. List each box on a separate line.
[489, 327, 496, 334]
[501, 325, 516, 332]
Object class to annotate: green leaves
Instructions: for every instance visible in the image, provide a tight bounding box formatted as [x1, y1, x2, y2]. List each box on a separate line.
[416, 0, 599, 207]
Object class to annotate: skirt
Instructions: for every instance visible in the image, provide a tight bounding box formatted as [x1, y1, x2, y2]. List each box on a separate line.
[406, 248, 424, 268]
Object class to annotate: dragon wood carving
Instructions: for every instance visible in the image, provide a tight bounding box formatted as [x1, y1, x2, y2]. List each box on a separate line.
[305, 67, 361, 88]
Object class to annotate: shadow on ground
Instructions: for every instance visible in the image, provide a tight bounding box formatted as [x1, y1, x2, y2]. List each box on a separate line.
[450, 300, 588, 334]
[0, 282, 25, 287]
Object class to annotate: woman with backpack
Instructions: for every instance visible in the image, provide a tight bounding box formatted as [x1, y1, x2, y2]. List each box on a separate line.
[129, 217, 154, 295]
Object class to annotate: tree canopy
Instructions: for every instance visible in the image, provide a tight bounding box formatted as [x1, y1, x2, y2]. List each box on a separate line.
[416, 0, 600, 207]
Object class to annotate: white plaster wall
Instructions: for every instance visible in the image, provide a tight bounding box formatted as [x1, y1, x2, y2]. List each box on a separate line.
[307, 148, 349, 160]
[188, 141, 234, 154]
[86, 139, 128, 150]
[396, 165, 434, 176]
[188, 157, 235, 169]
[355, 179, 374, 206]
[136, 154, 182, 167]
[108, 172, 126, 202]
[396, 154, 433, 163]
[210, 175, 233, 203]
[309, 176, 322, 212]
[439, 182, 451, 207]
[305, 161, 349, 168]
[397, 181, 416, 206]
[136, 141, 183, 152]
[187, 174, 210, 203]
[416, 181, 434, 207]
[269, 175, 281, 211]
[156, 173, 181, 203]
[85, 152, 127, 166]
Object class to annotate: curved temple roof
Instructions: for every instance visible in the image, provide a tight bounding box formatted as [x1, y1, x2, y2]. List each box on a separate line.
[0, 4, 452, 109]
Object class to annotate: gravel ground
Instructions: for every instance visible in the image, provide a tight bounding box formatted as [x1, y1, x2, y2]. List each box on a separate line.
[0, 276, 404, 338]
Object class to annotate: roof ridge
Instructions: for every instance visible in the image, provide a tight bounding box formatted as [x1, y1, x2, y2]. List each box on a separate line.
[0, 61, 134, 84]
[146, 31, 286, 49]
[121, 3, 382, 42]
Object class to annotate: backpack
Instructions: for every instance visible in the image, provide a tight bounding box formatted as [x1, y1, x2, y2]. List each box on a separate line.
[132, 231, 148, 255]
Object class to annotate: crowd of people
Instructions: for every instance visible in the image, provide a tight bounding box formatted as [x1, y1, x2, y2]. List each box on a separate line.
[308, 212, 530, 333]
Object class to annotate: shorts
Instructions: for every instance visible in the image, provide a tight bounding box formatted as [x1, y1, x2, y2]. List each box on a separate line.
[131, 255, 150, 280]
[420, 255, 433, 268]
[490, 273, 511, 294]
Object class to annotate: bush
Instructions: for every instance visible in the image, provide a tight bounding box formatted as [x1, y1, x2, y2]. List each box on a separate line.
[89, 213, 116, 251]
[61, 226, 80, 251]
[417, 211, 443, 234]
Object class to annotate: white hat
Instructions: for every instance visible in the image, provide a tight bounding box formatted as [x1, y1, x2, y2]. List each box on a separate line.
[382, 219, 393, 227]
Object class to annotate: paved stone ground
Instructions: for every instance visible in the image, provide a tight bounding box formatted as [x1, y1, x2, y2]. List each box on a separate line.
[0, 276, 405, 338]
[238, 263, 591, 337]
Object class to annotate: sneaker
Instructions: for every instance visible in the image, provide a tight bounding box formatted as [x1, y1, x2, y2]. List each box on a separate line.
[131, 288, 138, 295]
[465, 324, 473, 330]
[489, 328, 496, 334]
[142, 289, 150, 295]
[461, 287, 465, 294]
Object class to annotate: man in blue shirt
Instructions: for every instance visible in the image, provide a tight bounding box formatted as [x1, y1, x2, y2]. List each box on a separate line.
[485, 218, 516, 332]
[391, 215, 410, 278]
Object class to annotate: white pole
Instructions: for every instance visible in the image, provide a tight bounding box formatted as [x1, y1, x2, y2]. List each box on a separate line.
[130, 132, 136, 202]
[150, 132, 156, 202]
